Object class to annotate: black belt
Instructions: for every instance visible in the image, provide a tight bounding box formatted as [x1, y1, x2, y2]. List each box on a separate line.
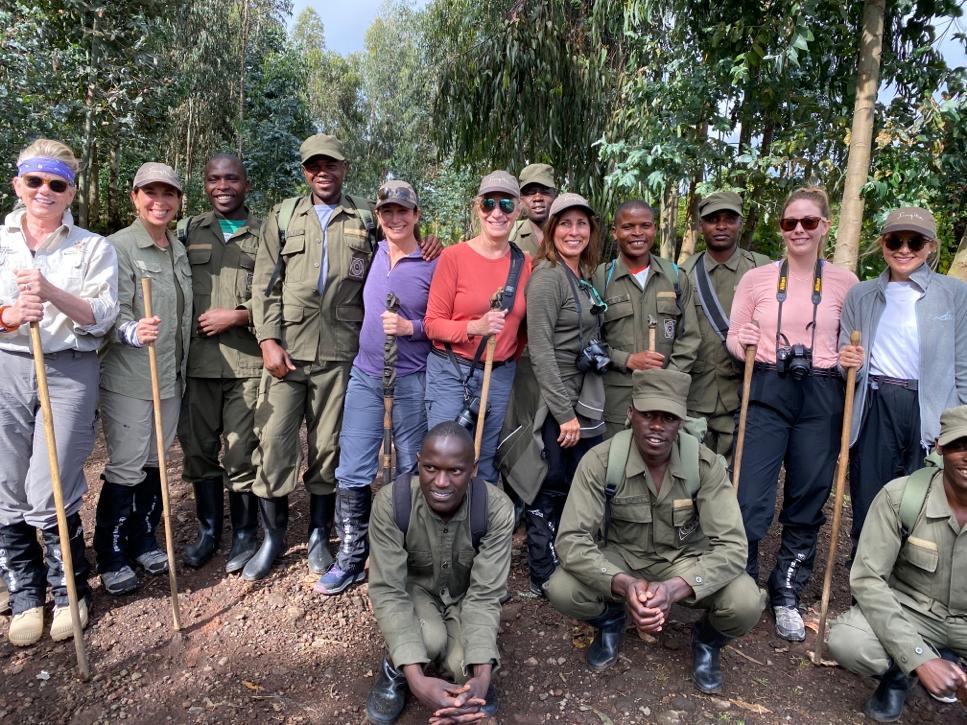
[754, 363, 841, 378]
[431, 346, 506, 370]
[869, 374, 918, 391]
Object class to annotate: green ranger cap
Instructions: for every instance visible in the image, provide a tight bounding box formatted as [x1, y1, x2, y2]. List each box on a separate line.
[938, 404, 967, 447]
[698, 191, 743, 219]
[631, 368, 691, 419]
[519, 163, 556, 191]
[300, 134, 346, 163]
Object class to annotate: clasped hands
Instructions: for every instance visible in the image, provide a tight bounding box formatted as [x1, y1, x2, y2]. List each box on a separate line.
[611, 573, 693, 634]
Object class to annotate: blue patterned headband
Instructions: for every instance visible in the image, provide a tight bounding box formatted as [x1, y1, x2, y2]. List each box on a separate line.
[18, 158, 76, 184]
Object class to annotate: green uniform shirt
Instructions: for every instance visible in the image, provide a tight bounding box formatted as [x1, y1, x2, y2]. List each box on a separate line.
[683, 248, 769, 417]
[100, 219, 192, 400]
[851, 473, 967, 674]
[509, 218, 541, 258]
[368, 476, 515, 670]
[593, 256, 700, 426]
[252, 194, 374, 363]
[555, 434, 748, 603]
[183, 210, 263, 379]
[526, 261, 602, 424]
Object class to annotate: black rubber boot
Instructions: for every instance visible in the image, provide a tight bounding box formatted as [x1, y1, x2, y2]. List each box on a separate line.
[691, 616, 731, 693]
[864, 661, 911, 722]
[225, 491, 259, 574]
[183, 479, 224, 568]
[315, 488, 371, 595]
[306, 492, 335, 574]
[92, 480, 139, 593]
[0, 521, 46, 614]
[585, 603, 627, 672]
[242, 496, 288, 582]
[129, 467, 165, 560]
[365, 656, 408, 724]
[42, 512, 92, 607]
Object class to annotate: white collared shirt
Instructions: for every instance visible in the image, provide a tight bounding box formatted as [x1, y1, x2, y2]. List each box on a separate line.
[0, 209, 119, 353]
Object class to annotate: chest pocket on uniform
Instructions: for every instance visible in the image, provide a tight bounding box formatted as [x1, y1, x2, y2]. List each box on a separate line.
[901, 537, 939, 573]
[187, 245, 213, 297]
[407, 549, 434, 575]
[611, 494, 653, 523]
[236, 252, 255, 299]
[603, 295, 633, 324]
[673, 499, 700, 544]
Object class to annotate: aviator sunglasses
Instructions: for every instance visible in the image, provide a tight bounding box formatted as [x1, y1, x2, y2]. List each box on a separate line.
[883, 234, 928, 252]
[778, 216, 824, 232]
[481, 197, 516, 214]
[22, 175, 70, 193]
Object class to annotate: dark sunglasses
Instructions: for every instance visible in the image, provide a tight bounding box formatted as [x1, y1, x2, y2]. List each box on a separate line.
[481, 197, 516, 214]
[22, 175, 70, 193]
[778, 216, 823, 232]
[883, 234, 927, 252]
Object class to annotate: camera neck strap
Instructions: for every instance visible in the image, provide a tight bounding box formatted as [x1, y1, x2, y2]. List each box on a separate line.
[775, 257, 824, 354]
[563, 264, 602, 350]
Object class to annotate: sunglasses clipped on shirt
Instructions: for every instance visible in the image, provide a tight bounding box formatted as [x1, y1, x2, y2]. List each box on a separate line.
[883, 234, 928, 252]
[481, 197, 516, 214]
[778, 216, 824, 232]
[22, 175, 70, 193]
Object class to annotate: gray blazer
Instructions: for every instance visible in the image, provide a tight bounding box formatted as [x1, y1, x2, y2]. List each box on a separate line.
[839, 262, 967, 447]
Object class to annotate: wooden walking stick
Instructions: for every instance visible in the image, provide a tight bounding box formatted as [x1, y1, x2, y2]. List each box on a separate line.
[140, 277, 182, 631]
[381, 293, 400, 489]
[732, 319, 759, 492]
[473, 290, 503, 461]
[28, 323, 90, 680]
[814, 330, 861, 665]
[647, 315, 657, 352]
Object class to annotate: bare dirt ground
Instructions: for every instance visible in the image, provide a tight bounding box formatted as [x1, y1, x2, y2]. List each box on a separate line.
[0, 429, 963, 725]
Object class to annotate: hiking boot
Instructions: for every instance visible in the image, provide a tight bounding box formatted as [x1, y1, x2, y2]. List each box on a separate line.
[585, 603, 627, 672]
[101, 565, 139, 595]
[225, 491, 259, 574]
[183, 479, 223, 569]
[864, 661, 910, 722]
[314, 563, 366, 596]
[8, 606, 44, 647]
[366, 656, 408, 724]
[773, 605, 805, 642]
[43, 513, 92, 607]
[129, 467, 166, 568]
[50, 598, 89, 641]
[135, 549, 169, 575]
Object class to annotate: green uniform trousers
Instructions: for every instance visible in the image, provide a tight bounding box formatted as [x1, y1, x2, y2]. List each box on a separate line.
[700, 411, 736, 458]
[395, 585, 470, 683]
[252, 360, 351, 498]
[827, 604, 967, 677]
[545, 547, 765, 638]
[179, 377, 260, 492]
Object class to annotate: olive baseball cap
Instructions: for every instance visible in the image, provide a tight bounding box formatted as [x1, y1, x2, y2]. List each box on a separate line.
[132, 162, 182, 193]
[938, 405, 967, 447]
[881, 207, 937, 240]
[478, 170, 520, 198]
[698, 191, 743, 218]
[376, 180, 419, 210]
[631, 369, 691, 419]
[519, 163, 556, 191]
[300, 134, 346, 163]
[549, 192, 594, 218]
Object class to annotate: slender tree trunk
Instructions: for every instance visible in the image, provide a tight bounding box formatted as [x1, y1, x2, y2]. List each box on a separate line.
[834, 0, 885, 271]
[238, 0, 250, 156]
[679, 177, 699, 265]
[659, 185, 679, 261]
[108, 144, 120, 229]
[949, 228, 967, 282]
[77, 16, 100, 229]
[183, 97, 194, 214]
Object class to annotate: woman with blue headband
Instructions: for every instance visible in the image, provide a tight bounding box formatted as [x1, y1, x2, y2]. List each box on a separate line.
[0, 139, 119, 647]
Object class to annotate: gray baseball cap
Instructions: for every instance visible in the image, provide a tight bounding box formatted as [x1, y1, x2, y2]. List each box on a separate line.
[376, 180, 419, 210]
[881, 207, 937, 240]
[132, 162, 182, 193]
[478, 170, 520, 198]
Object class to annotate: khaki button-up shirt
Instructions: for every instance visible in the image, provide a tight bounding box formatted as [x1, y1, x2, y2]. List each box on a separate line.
[509, 218, 541, 258]
[683, 248, 769, 416]
[368, 476, 515, 671]
[183, 210, 263, 378]
[851, 472, 967, 674]
[253, 194, 375, 363]
[100, 219, 192, 400]
[555, 434, 748, 603]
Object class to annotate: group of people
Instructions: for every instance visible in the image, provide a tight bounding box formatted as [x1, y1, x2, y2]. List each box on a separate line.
[0, 133, 965, 724]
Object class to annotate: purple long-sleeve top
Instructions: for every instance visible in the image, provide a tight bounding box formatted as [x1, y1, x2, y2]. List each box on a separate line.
[354, 240, 437, 377]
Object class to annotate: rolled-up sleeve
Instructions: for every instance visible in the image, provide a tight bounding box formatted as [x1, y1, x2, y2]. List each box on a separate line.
[75, 236, 119, 337]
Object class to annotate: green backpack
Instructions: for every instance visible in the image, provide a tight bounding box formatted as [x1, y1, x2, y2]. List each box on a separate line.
[898, 451, 944, 537]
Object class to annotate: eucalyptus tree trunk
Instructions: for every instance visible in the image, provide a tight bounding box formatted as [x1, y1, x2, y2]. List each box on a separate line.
[77, 16, 100, 229]
[949, 229, 967, 282]
[679, 178, 699, 265]
[833, 0, 885, 271]
[659, 185, 679, 261]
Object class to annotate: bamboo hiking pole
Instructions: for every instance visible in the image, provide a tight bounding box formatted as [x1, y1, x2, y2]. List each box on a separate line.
[732, 320, 759, 492]
[814, 330, 861, 664]
[473, 290, 503, 461]
[29, 323, 91, 680]
[381, 293, 400, 488]
[648, 315, 657, 352]
[141, 278, 182, 631]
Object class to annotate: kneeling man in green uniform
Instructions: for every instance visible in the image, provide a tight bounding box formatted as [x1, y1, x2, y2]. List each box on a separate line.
[546, 368, 765, 693]
[366, 422, 515, 724]
[827, 404, 967, 722]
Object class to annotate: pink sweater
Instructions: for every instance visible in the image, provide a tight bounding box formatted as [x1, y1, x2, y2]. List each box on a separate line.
[726, 260, 859, 368]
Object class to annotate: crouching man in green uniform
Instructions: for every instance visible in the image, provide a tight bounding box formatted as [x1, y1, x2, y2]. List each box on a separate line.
[365, 422, 515, 724]
[827, 405, 967, 722]
[545, 368, 765, 693]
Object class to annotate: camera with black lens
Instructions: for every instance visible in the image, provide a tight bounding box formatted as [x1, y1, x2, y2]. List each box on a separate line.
[455, 395, 481, 431]
[776, 343, 812, 381]
[576, 338, 613, 375]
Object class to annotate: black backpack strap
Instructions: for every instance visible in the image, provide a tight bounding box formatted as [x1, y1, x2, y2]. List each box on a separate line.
[468, 478, 489, 553]
[500, 243, 526, 311]
[692, 252, 731, 342]
[392, 472, 413, 541]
